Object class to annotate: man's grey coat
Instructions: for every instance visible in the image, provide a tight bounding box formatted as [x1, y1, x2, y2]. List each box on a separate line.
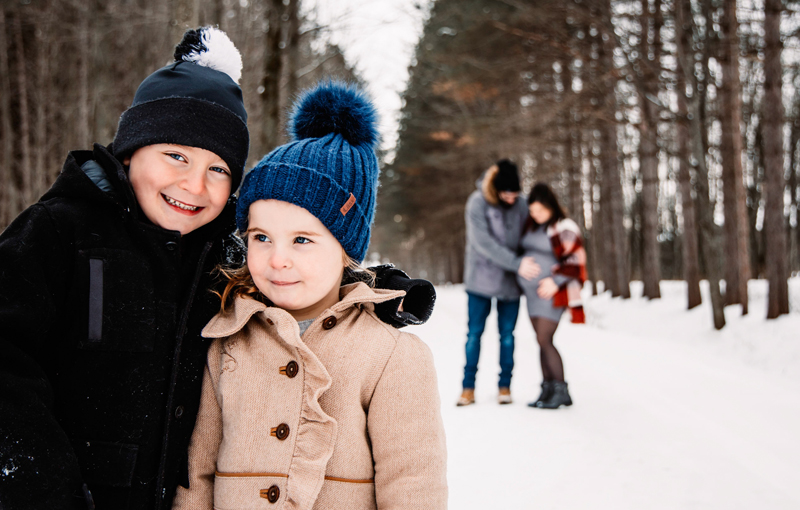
[463, 175, 529, 301]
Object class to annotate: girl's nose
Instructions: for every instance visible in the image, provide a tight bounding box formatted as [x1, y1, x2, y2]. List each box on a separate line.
[269, 248, 291, 269]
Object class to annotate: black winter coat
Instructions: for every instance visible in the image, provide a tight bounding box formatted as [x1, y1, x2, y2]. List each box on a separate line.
[0, 145, 242, 509]
[0, 145, 435, 509]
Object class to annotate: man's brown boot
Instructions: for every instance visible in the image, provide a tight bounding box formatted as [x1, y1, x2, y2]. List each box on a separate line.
[498, 387, 512, 405]
[456, 388, 475, 406]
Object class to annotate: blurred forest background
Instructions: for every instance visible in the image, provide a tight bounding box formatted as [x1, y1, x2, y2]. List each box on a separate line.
[1, 0, 799, 328]
[374, 0, 799, 327]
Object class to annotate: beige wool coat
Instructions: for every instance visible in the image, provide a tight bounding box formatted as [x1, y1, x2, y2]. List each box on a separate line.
[172, 283, 447, 510]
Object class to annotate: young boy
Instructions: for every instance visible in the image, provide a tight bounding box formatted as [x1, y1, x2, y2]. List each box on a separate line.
[0, 28, 433, 510]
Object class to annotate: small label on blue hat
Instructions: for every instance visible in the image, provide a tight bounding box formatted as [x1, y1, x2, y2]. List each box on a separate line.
[340, 193, 356, 216]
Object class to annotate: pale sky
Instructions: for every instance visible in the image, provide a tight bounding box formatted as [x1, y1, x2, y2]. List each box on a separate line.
[302, 0, 431, 159]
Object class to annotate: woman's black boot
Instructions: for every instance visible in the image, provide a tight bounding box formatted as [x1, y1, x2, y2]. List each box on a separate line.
[527, 381, 554, 408]
[535, 381, 572, 409]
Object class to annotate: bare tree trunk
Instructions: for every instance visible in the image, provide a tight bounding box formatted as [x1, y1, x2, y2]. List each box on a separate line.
[588, 148, 600, 295]
[568, 129, 583, 230]
[172, 0, 200, 44]
[638, 0, 662, 299]
[34, 13, 49, 199]
[77, 14, 91, 149]
[676, 66, 702, 309]
[639, 103, 661, 298]
[789, 125, 799, 274]
[763, 0, 789, 318]
[599, 145, 620, 296]
[718, 0, 751, 313]
[260, 0, 283, 154]
[284, 0, 301, 102]
[599, 11, 630, 299]
[12, 11, 32, 209]
[213, 0, 225, 31]
[629, 172, 642, 282]
[676, 0, 725, 328]
[0, 7, 16, 228]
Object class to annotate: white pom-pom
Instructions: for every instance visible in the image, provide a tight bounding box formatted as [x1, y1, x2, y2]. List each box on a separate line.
[175, 27, 242, 84]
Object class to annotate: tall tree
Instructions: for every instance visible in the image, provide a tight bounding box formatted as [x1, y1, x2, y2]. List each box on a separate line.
[762, 0, 790, 318]
[637, 0, 664, 299]
[77, 13, 91, 149]
[284, 0, 301, 102]
[0, 7, 15, 227]
[172, 0, 199, 43]
[11, 9, 31, 208]
[718, 0, 751, 313]
[675, 48, 702, 310]
[599, 2, 631, 299]
[675, 0, 725, 328]
[260, 0, 283, 155]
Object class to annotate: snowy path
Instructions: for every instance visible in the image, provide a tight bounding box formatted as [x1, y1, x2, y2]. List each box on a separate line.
[408, 282, 800, 509]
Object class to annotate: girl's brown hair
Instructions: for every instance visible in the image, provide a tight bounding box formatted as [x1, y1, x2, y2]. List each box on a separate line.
[214, 247, 374, 313]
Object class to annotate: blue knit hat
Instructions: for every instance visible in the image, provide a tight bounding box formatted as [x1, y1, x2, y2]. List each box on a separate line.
[236, 81, 380, 261]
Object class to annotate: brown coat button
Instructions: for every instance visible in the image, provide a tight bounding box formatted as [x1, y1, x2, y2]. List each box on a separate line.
[271, 423, 290, 440]
[260, 485, 280, 503]
[322, 316, 337, 330]
[280, 360, 299, 378]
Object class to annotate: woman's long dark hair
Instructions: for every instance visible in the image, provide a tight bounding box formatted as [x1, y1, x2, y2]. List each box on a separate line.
[525, 182, 567, 230]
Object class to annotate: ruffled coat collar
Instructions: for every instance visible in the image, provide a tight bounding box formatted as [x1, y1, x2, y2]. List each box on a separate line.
[200, 282, 405, 509]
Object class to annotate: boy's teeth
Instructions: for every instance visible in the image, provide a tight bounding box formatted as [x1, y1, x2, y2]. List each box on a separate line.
[164, 195, 198, 211]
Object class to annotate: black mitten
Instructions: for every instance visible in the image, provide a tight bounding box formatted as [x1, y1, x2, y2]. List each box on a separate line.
[369, 264, 436, 329]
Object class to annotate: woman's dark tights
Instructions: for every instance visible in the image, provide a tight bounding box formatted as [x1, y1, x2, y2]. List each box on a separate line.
[530, 317, 564, 382]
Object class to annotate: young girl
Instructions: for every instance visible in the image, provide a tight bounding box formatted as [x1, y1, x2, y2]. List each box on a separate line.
[172, 82, 448, 509]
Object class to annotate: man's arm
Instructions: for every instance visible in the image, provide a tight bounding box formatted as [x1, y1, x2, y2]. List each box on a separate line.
[465, 194, 522, 272]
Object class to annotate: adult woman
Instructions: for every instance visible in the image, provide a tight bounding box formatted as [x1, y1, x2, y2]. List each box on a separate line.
[517, 183, 587, 409]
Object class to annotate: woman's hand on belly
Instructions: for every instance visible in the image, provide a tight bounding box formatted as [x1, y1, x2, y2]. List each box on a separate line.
[537, 277, 558, 299]
[518, 256, 541, 280]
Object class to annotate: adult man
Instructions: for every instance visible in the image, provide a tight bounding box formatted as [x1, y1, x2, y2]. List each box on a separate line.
[458, 159, 537, 406]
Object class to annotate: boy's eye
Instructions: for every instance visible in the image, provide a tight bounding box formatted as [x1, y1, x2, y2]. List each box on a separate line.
[167, 153, 186, 162]
[295, 236, 311, 245]
[211, 166, 230, 176]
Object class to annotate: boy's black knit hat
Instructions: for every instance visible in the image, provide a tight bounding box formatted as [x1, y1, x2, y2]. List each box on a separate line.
[112, 27, 249, 192]
[494, 159, 520, 192]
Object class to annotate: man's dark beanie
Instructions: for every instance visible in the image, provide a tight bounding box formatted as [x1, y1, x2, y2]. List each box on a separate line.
[493, 159, 520, 192]
[112, 27, 249, 193]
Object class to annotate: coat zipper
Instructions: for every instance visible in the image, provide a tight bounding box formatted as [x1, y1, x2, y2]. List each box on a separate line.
[155, 240, 213, 508]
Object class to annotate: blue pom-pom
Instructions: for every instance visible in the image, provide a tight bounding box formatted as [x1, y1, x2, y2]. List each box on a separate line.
[290, 81, 379, 147]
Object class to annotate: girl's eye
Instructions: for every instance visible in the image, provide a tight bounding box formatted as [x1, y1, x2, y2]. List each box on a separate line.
[252, 233, 269, 243]
[211, 166, 230, 176]
[167, 153, 186, 162]
[295, 236, 311, 245]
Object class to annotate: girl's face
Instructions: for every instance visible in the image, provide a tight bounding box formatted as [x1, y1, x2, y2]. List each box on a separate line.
[529, 201, 553, 225]
[246, 200, 345, 321]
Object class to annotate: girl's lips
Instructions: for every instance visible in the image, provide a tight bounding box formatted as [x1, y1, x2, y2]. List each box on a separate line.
[270, 280, 299, 287]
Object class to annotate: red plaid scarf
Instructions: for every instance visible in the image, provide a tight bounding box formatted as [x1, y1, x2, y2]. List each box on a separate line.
[546, 218, 587, 324]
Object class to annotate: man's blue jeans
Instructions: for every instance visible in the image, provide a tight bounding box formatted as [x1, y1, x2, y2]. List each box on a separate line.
[462, 291, 520, 389]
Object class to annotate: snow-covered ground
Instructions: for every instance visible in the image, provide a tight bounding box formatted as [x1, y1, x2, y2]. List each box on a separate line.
[407, 279, 800, 509]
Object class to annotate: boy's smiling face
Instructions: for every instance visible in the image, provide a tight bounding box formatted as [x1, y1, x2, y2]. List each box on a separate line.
[126, 144, 232, 235]
[245, 199, 345, 321]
